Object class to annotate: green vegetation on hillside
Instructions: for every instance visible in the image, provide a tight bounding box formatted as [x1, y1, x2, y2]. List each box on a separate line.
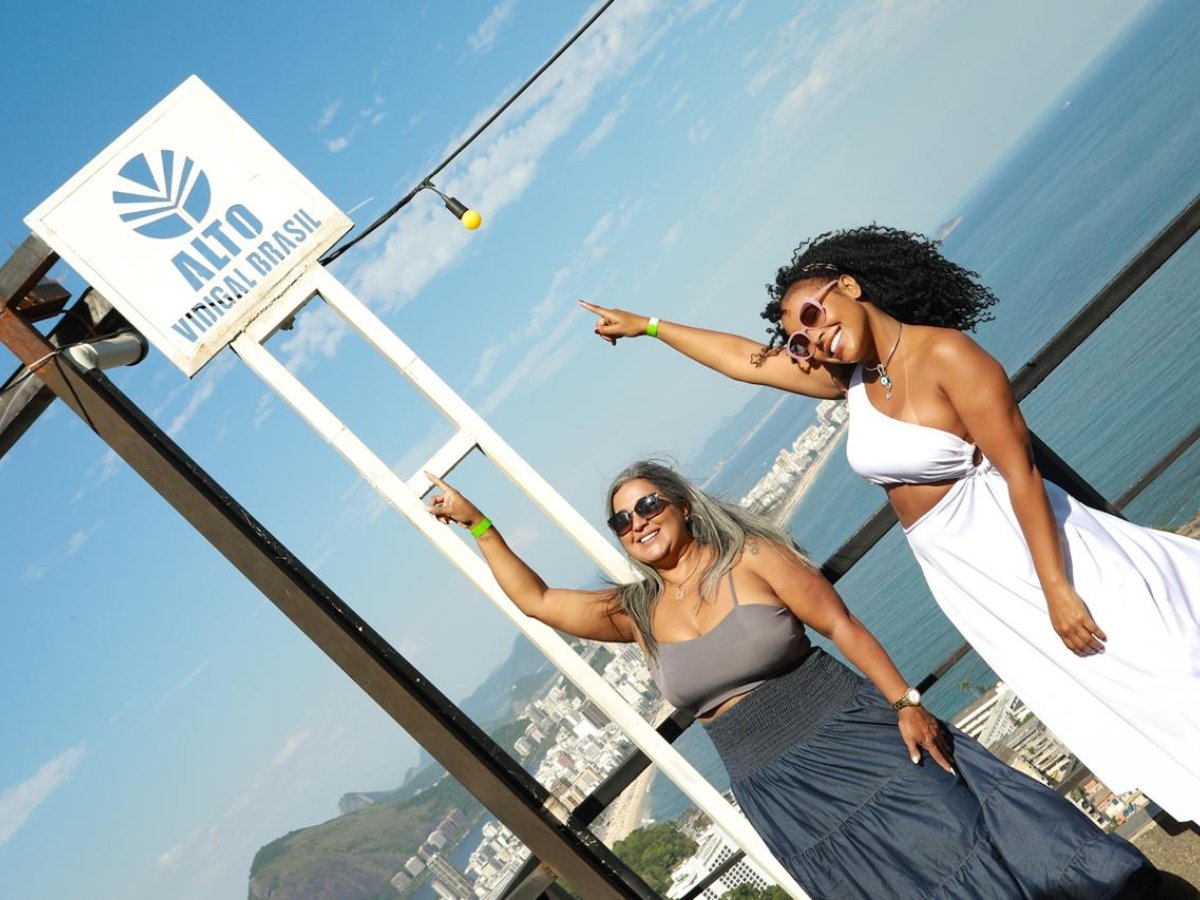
[725, 886, 791, 899]
[613, 821, 698, 894]
[248, 775, 479, 900]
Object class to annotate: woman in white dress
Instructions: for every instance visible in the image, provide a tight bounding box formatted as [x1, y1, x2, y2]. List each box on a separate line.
[579, 225, 1200, 824]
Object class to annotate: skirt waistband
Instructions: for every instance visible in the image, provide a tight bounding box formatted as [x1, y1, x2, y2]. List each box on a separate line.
[703, 648, 864, 780]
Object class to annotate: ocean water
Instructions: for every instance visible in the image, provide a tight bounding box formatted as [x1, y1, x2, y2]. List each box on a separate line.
[646, 0, 1200, 824]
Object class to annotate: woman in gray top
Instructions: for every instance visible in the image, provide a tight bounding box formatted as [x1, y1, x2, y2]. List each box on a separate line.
[425, 460, 1150, 899]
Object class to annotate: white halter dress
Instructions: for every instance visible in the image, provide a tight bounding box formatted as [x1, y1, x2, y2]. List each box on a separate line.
[846, 364, 1200, 823]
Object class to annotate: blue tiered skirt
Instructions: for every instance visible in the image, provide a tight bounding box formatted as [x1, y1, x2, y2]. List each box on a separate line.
[704, 649, 1149, 899]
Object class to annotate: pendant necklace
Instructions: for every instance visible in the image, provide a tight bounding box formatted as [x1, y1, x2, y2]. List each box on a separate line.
[668, 556, 702, 600]
[866, 323, 903, 401]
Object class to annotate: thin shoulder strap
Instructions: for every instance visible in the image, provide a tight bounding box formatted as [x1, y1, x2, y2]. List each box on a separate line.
[726, 571, 740, 606]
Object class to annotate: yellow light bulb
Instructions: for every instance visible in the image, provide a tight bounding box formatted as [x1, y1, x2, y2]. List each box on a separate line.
[461, 209, 483, 230]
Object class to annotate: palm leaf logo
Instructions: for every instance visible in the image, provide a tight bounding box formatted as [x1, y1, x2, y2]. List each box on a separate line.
[113, 150, 212, 239]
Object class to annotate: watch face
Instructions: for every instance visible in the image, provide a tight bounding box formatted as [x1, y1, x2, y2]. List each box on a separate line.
[907, 688, 921, 705]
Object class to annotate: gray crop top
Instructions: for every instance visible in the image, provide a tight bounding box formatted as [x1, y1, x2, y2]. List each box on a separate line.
[647, 573, 812, 716]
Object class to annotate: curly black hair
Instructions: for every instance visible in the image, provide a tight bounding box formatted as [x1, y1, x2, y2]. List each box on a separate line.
[760, 225, 998, 351]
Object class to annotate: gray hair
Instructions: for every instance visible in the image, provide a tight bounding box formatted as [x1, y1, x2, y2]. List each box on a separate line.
[605, 459, 816, 657]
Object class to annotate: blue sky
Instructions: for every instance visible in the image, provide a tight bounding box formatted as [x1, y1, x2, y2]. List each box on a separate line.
[0, 1, 1153, 897]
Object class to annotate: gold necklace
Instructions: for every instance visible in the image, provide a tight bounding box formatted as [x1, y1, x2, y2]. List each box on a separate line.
[665, 556, 702, 600]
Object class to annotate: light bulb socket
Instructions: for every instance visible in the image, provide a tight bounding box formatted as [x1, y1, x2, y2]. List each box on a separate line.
[442, 196, 470, 220]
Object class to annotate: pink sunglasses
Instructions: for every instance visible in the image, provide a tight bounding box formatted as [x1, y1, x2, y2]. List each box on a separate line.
[785, 280, 839, 360]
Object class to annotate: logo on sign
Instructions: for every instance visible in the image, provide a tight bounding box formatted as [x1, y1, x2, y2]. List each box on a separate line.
[113, 149, 212, 239]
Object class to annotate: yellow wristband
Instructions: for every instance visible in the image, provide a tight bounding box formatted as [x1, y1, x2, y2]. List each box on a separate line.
[470, 517, 493, 538]
[646, 316, 660, 338]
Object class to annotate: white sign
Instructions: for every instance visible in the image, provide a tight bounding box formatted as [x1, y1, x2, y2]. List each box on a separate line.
[26, 75, 352, 377]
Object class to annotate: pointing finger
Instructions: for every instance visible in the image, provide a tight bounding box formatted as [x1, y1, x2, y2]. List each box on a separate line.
[424, 471, 453, 492]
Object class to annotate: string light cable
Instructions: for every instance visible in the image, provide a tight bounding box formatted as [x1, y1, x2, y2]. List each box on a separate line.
[319, 0, 619, 264]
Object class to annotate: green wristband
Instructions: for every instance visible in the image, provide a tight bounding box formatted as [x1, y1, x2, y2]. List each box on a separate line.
[470, 517, 493, 538]
[646, 316, 660, 338]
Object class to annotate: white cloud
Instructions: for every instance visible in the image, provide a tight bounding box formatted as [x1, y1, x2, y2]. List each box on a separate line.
[0, 744, 87, 847]
[745, 7, 819, 95]
[687, 117, 712, 143]
[503, 523, 540, 552]
[325, 135, 351, 154]
[748, 0, 945, 131]
[316, 99, 342, 131]
[252, 393, 274, 430]
[727, 0, 747, 21]
[271, 728, 314, 767]
[460, 194, 637, 417]
[468, 0, 517, 55]
[65, 519, 103, 556]
[146, 657, 214, 717]
[469, 342, 508, 390]
[22, 564, 44, 582]
[158, 842, 186, 869]
[73, 447, 121, 501]
[574, 95, 630, 158]
[661, 224, 682, 247]
[278, 303, 350, 374]
[478, 311, 582, 416]
[164, 354, 236, 439]
[582, 211, 615, 261]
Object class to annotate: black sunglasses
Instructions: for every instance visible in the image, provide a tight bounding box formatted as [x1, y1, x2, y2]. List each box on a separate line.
[607, 493, 669, 537]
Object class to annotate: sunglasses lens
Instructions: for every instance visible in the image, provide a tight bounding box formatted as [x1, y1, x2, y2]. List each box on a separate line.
[607, 511, 633, 536]
[788, 334, 811, 358]
[798, 303, 823, 328]
[634, 494, 664, 519]
[609, 494, 666, 537]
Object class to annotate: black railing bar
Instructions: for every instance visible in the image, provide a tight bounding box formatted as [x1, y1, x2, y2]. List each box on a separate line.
[678, 850, 744, 899]
[1028, 433, 1123, 518]
[1010, 190, 1200, 402]
[915, 641, 974, 695]
[1115, 420, 1200, 509]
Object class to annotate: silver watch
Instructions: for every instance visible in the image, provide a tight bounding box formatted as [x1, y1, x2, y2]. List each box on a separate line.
[891, 686, 921, 711]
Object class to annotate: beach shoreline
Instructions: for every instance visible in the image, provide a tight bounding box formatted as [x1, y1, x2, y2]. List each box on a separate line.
[769, 426, 847, 526]
[599, 702, 669, 844]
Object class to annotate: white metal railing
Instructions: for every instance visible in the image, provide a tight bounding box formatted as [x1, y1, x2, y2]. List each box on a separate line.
[231, 263, 809, 898]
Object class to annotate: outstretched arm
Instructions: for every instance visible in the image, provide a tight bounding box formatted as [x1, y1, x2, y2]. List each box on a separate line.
[424, 474, 636, 643]
[934, 333, 1106, 657]
[578, 300, 846, 399]
[748, 541, 955, 772]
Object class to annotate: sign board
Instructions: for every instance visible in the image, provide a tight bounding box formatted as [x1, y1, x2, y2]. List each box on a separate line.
[26, 75, 352, 377]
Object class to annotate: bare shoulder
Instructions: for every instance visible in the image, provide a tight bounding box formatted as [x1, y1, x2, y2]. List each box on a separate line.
[739, 536, 815, 583]
[920, 328, 1004, 379]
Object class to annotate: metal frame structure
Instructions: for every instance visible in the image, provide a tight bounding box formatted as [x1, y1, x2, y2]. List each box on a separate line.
[5, 188, 1198, 898]
[228, 263, 808, 896]
[0, 235, 656, 899]
[0, 235, 807, 897]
